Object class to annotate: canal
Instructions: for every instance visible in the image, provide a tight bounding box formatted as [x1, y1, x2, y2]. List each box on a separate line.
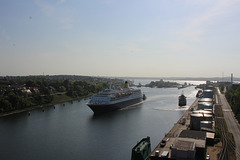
[0, 80, 200, 160]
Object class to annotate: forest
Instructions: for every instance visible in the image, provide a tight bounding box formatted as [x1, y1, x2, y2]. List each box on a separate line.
[0, 76, 123, 113]
[225, 85, 240, 122]
[145, 79, 179, 88]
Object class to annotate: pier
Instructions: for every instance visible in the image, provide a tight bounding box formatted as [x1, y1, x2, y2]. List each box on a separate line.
[146, 85, 217, 160]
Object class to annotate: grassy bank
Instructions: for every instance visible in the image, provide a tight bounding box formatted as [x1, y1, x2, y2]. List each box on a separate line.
[0, 93, 92, 118]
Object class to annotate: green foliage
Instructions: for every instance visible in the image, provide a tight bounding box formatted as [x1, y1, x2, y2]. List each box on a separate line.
[0, 76, 123, 113]
[66, 81, 108, 98]
[225, 86, 240, 122]
[26, 80, 36, 87]
[145, 79, 179, 88]
[219, 84, 225, 93]
[58, 86, 66, 92]
[214, 124, 221, 144]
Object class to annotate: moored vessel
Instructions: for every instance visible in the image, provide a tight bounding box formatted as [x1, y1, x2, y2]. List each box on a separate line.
[87, 81, 145, 114]
[131, 137, 151, 160]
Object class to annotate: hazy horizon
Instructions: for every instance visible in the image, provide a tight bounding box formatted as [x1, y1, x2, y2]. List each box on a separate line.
[1, 0, 240, 77]
[1, 74, 238, 81]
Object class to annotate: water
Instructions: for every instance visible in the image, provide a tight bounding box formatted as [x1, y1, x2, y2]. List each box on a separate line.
[0, 80, 200, 160]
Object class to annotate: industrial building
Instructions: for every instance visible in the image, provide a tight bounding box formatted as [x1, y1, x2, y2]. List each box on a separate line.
[171, 139, 196, 160]
[178, 130, 207, 159]
[197, 102, 213, 110]
[190, 114, 213, 130]
[202, 90, 214, 99]
[147, 84, 217, 160]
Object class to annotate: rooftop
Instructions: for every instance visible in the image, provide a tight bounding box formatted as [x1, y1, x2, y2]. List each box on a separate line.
[179, 130, 206, 140]
[172, 139, 195, 151]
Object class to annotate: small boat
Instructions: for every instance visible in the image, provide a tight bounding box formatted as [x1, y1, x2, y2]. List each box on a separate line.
[137, 83, 142, 87]
[178, 92, 186, 107]
[196, 90, 203, 98]
[143, 93, 146, 100]
[131, 137, 151, 160]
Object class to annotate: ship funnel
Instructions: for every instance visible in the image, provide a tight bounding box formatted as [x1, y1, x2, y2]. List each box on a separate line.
[124, 81, 129, 88]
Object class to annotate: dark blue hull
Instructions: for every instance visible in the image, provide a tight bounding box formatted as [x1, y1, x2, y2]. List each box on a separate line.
[88, 97, 143, 114]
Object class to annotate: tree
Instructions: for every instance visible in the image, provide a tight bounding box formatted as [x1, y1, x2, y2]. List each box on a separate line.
[58, 86, 66, 92]
[26, 80, 36, 87]
[0, 98, 12, 112]
[63, 80, 70, 90]
[225, 86, 240, 122]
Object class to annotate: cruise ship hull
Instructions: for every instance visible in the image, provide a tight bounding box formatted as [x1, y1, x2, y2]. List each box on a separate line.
[88, 97, 143, 114]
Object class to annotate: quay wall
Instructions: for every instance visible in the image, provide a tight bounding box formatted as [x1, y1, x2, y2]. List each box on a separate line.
[147, 98, 200, 159]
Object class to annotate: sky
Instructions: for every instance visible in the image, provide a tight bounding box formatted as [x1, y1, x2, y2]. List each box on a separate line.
[1, 0, 240, 78]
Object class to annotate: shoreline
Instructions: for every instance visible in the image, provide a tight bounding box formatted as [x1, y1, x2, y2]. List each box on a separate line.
[0, 95, 90, 118]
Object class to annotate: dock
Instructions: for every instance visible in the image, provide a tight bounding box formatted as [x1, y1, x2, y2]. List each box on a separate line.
[146, 98, 200, 159]
[145, 84, 217, 160]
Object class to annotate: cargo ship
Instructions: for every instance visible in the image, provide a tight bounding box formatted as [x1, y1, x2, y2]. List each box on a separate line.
[87, 81, 145, 114]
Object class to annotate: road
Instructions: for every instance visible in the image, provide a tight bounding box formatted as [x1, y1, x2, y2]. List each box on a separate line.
[217, 88, 240, 160]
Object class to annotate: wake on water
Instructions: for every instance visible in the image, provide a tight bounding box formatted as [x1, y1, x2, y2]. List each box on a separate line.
[154, 106, 190, 111]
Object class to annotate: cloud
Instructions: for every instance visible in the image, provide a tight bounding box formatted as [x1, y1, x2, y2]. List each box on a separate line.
[183, 0, 240, 41]
[0, 27, 10, 41]
[34, 0, 55, 17]
[59, 0, 66, 3]
[59, 17, 73, 29]
[34, 0, 73, 29]
[163, 0, 240, 54]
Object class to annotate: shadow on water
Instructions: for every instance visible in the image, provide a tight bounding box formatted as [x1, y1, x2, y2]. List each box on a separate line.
[0, 112, 29, 123]
[89, 102, 144, 121]
[90, 111, 119, 121]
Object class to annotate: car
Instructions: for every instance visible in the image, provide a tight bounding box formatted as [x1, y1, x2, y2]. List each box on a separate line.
[206, 154, 210, 160]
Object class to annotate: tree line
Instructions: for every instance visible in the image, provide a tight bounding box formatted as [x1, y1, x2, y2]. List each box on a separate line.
[145, 79, 179, 88]
[225, 85, 240, 122]
[0, 76, 123, 113]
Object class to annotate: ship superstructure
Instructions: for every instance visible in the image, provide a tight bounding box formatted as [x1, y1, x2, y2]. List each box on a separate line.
[178, 92, 187, 107]
[87, 81, 144, 114]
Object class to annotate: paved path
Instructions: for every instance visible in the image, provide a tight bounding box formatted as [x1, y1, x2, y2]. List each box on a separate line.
[217, 88, 240, 160]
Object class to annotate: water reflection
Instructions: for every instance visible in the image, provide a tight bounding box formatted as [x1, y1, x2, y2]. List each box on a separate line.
[90, 102, 144, 121]
[0, 85, 198, 160]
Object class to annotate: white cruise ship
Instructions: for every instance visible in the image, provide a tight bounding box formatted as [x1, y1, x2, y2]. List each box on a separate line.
[87, 81, 145, 114]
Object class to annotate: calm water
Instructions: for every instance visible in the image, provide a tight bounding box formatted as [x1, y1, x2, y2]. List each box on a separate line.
[0, 80, 200, 160]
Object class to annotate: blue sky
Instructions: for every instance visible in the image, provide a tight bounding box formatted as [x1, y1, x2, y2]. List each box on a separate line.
[1, 0, 240, 78]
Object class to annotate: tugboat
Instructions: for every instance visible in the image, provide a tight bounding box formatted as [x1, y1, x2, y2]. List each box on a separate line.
[196, 90, 203, 98]
[143, 93, 146, 100]
[87, 81, 145, 114]
[131, 137, 151, 160]
[178, 92, 186, 107]
[137, 83, 142, 88]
